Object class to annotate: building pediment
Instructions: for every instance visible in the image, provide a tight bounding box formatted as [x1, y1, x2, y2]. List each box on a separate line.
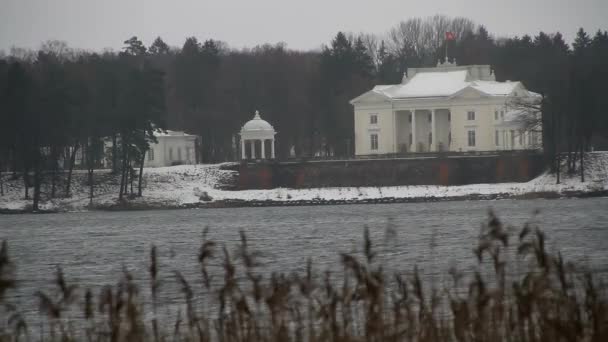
[448, 86, 487, 99]
[350, 90, 391, 105]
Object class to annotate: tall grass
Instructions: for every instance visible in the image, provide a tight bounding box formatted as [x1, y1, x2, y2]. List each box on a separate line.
[0, 212, 607, 341]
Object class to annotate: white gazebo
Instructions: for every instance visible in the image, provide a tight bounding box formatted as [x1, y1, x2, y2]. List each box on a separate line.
[240, 110, 276, 160]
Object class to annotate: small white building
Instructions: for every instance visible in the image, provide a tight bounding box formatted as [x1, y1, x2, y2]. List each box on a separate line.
[145, 130, 197, 167]
[239, 110, 276, 160]
[350, 62, 542, 156]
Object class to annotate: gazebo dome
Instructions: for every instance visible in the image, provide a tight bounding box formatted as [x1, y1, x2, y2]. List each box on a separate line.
[241, 110, 275, 133]
[239, 110, 277, 160]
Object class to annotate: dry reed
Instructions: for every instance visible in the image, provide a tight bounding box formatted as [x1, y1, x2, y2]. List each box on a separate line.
[0, 211, 607, 342]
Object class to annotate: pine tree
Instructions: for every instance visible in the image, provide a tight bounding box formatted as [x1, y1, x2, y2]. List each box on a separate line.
[149, 37, 170, 55]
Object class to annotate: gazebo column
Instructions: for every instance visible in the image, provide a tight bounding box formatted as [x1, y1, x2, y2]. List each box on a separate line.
[411, 109, 417, 152]
[261, 139, 266, 159]
[241, 139, 246, 159]
[250, 140, 255, 159]
[431, 109, 437, 152]
[271, 139, 275, 159]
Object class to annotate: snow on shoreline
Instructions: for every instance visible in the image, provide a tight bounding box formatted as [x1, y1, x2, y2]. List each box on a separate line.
[1, 152, 607, 212]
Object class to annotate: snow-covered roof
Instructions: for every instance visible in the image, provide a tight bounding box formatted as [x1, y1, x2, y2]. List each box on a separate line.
[470, 81, 519, 96]
[382, 70, 469, 98]
[154, 130, 197, 138]
[352, 64, 531, 103]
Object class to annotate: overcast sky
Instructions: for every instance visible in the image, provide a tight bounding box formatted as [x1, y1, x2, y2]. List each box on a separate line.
[1, 0, 607, 53]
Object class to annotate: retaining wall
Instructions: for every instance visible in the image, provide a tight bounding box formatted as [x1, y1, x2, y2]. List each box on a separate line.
[235, 153, 546, 190]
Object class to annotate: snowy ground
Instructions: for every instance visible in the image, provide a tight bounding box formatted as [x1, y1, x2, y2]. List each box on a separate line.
[1, 152, 607, 212]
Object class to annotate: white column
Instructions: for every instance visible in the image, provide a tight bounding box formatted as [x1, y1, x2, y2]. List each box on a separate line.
[250, 140, 255, 159]
[411, 109, 417, 152]
[447, 108, 453, 150]
[261, 139, 266, 159]
[431, 109, 437, 152]
[271, 139, 275, 159]
[241, 139, 246, 159]
[392, 110, 397, 153]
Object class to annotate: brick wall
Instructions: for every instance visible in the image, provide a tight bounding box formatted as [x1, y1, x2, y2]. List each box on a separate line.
[236, 153, 545, 190]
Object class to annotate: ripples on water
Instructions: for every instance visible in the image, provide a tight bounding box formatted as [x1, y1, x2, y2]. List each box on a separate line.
[1, 198, 607, 324]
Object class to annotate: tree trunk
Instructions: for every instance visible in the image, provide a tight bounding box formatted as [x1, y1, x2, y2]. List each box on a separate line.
[23, 164, 29, 200]
[50, 148, 58, 199]
[32, 151, 41, 212]
[65, 143, 79, 197]
[112, 134, 118, 174]
[119, 159, 126, 200]
[88, 168, 94, 206]
[580, 143, 585, 183]
[137, 152, 145, 197]
[0, 160, 4, 196]
[11, 147, 18, 179]
[118, 140, 128, 200]
[129, 160, 134, 195]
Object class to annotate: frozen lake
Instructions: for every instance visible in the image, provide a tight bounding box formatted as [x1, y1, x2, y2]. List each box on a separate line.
[1, 197, 607, 321]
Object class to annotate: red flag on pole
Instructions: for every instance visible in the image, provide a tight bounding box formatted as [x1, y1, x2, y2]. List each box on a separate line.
[445, 32, 455, 41]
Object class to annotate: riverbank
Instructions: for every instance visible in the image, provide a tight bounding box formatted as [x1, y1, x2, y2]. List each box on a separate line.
[1, 152, 607, 213]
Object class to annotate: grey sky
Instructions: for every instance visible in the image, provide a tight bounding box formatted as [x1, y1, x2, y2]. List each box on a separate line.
[1, 0, 606, 53]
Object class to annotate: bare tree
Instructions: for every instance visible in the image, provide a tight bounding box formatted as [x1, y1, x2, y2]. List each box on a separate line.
[386, 15, 475, 67]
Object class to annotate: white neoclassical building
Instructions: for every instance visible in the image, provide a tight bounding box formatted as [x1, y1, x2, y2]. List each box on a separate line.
[240, 110, 276, 160]
[350, 62, 542, 156]
[145, 130, 197, 167]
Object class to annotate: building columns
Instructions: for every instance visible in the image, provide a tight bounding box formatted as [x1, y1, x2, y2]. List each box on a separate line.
[261, 139, 266, 159]
[392, 110, 397, 153]
[271, 139, 275, 159]
[431, 109, 437, 152]
[241, 139, 246, 159]
[250, 140, 255, 159]
[411, 109, 417, 152]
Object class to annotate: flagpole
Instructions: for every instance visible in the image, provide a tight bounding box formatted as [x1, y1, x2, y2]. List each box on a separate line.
[445, 39, 448, 63]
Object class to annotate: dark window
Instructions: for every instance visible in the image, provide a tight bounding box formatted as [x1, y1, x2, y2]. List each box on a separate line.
[468, 130, 476, 147]
[370, 114, 378, 124]
[467, 111, 475, 120]
[370, 134, 378, 150]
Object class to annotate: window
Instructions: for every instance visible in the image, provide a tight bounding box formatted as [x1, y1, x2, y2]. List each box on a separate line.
[467, 111, 475, 120]
[148, 148, 155, 161]
[510, 130, 515, 148]
[177, 147, 182, 160]
[467, 130, 476, 147]
[500, 110, 504, 119]
[186, 147, 191, 161]
[428, 132, 433, 145]
[370, 134, 379, 150]
[448, 112, 451, 121]
[408, 114, 412, 123]
[448, 132, 452, 144]
[409, 133, 412, 145]
[494, 110, 499, 120]
[495, 130, 499, 146]
[370, 114, 378, 125]
[169, 148, 173, 160]
[428, 113, 432, 122]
